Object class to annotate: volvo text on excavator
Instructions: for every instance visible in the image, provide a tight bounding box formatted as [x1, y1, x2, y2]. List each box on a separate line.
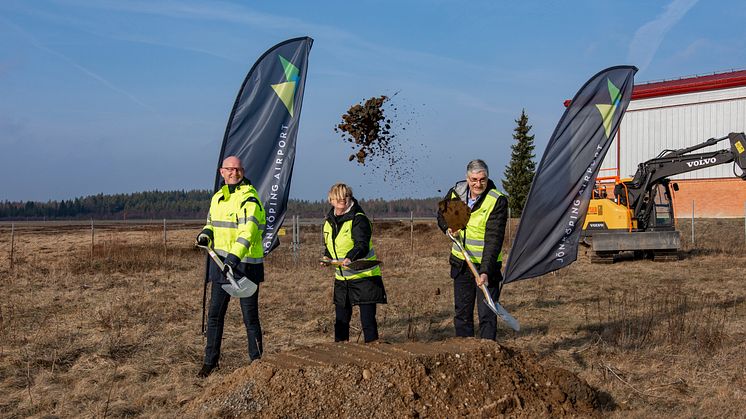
[581, 132, 746, 263]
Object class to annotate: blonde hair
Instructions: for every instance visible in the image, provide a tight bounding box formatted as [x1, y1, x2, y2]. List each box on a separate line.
[327, 183, 353, 203]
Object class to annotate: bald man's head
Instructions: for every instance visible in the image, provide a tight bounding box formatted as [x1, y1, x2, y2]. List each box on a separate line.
[220, 156, 244, 185]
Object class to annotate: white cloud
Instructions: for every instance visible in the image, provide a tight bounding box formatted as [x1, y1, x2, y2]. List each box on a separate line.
[627, 0, 699, 71]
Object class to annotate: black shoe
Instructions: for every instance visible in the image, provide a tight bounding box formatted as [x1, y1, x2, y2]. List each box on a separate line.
[197, 363, 218, 378]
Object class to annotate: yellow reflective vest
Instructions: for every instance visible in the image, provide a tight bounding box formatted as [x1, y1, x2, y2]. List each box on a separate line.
[203, 179, 265, 264]
[323, 212, 381, 281]
[449, 188, 505, 265]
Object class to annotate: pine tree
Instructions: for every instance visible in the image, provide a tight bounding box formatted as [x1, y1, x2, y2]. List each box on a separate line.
[502, 109, 536, 218]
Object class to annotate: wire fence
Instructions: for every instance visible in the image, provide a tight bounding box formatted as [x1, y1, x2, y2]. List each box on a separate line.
[3, 205, 746, 271]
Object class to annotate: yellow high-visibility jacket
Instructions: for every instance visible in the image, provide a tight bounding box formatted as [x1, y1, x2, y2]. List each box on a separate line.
[203, 179, 265, 266]
[437, 179, 508, 278]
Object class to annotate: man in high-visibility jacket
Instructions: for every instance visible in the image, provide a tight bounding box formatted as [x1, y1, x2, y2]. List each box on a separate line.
[195, 156, 266, 378]
[437, 159, 508, 340]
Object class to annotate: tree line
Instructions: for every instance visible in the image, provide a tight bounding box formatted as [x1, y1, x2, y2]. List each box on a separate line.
[0, 190, 442, 220]
[1, 110, 538, 221]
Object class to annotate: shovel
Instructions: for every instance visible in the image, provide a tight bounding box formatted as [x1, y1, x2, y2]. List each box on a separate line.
[320, 258, 382, 271]
[446, 230, 520, 331]
[197, 244, 258, 298]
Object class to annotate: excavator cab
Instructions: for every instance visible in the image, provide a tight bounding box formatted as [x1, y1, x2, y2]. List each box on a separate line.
[649, 182, 675, 230]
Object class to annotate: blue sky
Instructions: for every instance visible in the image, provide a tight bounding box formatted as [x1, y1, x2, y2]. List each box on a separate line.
[1, 0, 744, 202]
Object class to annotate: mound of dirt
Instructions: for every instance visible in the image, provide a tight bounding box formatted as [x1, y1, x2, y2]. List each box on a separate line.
[187, 339, 602, 418]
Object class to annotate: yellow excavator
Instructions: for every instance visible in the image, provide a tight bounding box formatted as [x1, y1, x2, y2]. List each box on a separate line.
[581, 132, 746, 263]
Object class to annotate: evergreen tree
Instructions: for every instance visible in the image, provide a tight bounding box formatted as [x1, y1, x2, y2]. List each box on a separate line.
[502, 109, 536, 218]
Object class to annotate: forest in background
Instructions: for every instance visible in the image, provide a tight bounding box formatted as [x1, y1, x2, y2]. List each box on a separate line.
[0, 190, 441, 220]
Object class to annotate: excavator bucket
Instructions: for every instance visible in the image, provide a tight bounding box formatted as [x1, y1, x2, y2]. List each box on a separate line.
[729, 132, 746, 179]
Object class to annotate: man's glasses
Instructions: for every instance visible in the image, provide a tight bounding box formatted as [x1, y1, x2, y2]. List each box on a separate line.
[221, 167, 243, 173]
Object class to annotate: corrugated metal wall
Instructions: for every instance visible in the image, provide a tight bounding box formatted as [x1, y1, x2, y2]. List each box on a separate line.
[600, 85, 746, 179]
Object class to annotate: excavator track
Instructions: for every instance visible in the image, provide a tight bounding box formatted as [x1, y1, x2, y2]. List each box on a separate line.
[652, 249, 680, 261]
[590, 251, 616, 264]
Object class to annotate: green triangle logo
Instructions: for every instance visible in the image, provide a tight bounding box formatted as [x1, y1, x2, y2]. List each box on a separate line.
[279, 56, 299, 83]
[595, 79, 622, 138]
[271, 81, 297, 117]
[272, 55, 300, 117]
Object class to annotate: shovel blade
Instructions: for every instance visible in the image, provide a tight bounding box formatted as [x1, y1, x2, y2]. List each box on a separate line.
[481, 284, 520, 332]
[320, 258, 382, 270]
[221, 276, 258, 298]
[346, 260, 382, 270]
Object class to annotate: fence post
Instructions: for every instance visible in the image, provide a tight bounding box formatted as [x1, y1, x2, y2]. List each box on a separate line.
[163, 218, 167, 256]
[292, 215, 299, 264]
[10, 222, 14, 270]
[410, 211, 414, 258]
[296, 215, 298, 261]
[90, 218, 95, 261]
[691, 200, 695, 246]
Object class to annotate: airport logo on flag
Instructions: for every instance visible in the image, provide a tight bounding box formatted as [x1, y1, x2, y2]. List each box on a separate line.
[271, 55, 301, 117]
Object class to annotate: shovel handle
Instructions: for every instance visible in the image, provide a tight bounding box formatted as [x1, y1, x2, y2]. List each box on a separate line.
[447, 231, 496, 305]
[197, 244, 240, 287]
[447, 231, 482, 280]
[446, 231, 520, 331]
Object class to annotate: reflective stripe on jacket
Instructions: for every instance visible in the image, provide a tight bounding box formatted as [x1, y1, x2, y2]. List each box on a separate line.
[203, 179, 265, 264]
[323, 212, 381, 281]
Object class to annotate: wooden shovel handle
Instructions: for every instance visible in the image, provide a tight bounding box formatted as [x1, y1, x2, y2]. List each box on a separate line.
[447, 231, 492, 300]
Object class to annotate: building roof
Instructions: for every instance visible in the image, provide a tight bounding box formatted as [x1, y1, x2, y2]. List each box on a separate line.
[632, 69, 746, 100]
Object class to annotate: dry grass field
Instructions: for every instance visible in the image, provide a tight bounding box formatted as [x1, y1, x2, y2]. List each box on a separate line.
[0, 218, 744, 417]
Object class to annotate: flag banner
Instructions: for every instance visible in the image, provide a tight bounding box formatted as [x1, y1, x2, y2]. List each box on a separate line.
[214, 36, 313, 254]
[503, 65, 637, 283]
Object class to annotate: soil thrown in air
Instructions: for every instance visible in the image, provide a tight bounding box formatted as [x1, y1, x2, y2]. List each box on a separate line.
[187, 339, 605, 418]
[335, 95, 394, 165]
[333, 94, 425, 185]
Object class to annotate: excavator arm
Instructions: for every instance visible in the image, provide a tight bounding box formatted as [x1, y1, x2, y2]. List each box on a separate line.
[618, 132, 746, 228]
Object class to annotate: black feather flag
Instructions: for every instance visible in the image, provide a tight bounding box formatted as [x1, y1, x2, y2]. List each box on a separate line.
[503, 65, 637, 283]
[213, 36, 313, 254]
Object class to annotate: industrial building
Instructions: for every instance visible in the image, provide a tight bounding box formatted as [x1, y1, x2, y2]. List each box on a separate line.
[600, 69, 746, 218]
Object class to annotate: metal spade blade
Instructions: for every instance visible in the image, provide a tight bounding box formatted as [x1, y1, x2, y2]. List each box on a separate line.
[321, 258, 382, 270]
[197, 244, 258, 298]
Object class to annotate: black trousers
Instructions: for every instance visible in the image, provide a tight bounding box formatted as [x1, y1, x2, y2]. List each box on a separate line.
[452, 263, 501, 340]
[204, 281, 262, 366]
[335, 302, 378, 343]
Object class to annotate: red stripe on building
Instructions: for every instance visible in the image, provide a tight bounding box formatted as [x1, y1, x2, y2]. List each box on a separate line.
[632, 69, 746, 99]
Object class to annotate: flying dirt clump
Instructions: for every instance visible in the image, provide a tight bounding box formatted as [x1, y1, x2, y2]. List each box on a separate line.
[333, 95, 426, 187]
[334, 95, 393, 165]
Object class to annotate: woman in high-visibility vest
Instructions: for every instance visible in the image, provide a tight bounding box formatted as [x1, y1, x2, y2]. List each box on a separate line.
[320, 183, 386, 342]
